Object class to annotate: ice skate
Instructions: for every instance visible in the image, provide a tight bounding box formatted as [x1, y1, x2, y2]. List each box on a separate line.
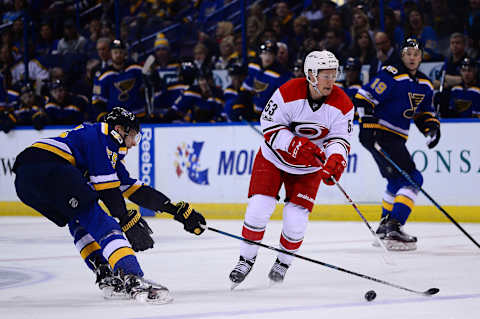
[124, 274, 173, 304]
[229, 256, 255, 290]
[94, 263, 128, 300]
[268, 258, 289, 285]
[381, 217, 417, 251]
[372, 216, 388, 247]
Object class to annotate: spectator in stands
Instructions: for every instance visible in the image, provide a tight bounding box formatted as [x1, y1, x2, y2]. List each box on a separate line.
[2, 0, 27, 24]
[276, 42, 290, 70]
[428, 0, 464, 57]
[350, 8, 373, 45]
[215, 21, 234, 45]
[328, 11, 351, 50]
[224, 62, 248, 121]
[0, 44, 14, 87]
[10, 47, 49, 90]
[45, 79, 87, 125]
[246, 16, 264, 54]
[230, 40, 291, 121]
[339, 56, 362, 119]
[99, 20, 115, 42]
[434, 33, 468, 90]
[290, 16, 309, 57]
[348, 30, 375, 66]
[213, 36, 238, 70]
[172, 68, 225, 123]
[96, 37, 112, 70]
[292, 58, 303, 78]
[71, 59, 100, 110]
[57, 19, 88, 55]
[272, 2, 294, 35]
[270, 17, 291, 47]
[193, 42, 213, 76]
[10, 17, 23, 51]
[369, 31, 401, 79]
[321, 29, 348, 64]
[92, 39, 145, 120]
[446, 58, 480, 118]
[6, 81, 48, 131]
[148, 34, 180, 87]
[301, 0, 324, 23]
[402, 9, 441, 61]
[382, 7, 404, 49]
[233, 33, 256, 61]
[35, 21, 59, 56]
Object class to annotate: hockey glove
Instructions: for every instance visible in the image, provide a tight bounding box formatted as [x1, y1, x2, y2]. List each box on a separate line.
[119, 209, 154, 252]
[172, 201, 206, 235]
[32, 111, 48, 130]
[425, 125, 441, 149]
[358, 115, 378, 149]
[287, 136, 325, 167]
[319, 154, 347, 185]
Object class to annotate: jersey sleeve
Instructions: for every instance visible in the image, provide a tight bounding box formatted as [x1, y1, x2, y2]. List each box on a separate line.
[354, 70, 393, 114]
[116, 159, 144, 198]
[260, 89, 295, 152]
[85, 125, 121, 191]
[323, 107, 354, 160]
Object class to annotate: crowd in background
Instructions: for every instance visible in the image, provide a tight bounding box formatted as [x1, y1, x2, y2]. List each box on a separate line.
[0, 0, 479, 132]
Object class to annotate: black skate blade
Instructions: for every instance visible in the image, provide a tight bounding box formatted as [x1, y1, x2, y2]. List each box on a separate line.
[230, 282, 240, 290]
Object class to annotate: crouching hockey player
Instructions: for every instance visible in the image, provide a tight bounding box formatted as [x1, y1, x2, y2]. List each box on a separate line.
[354, 38, 441, 251]
[229, 50, 354, 288]
[13, 107, 206, 303]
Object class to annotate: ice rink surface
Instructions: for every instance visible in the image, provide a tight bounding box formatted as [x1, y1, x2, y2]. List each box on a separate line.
[1, 216, 479, 319]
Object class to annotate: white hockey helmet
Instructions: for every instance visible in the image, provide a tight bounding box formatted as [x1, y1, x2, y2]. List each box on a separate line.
[304, 50, 339, 87]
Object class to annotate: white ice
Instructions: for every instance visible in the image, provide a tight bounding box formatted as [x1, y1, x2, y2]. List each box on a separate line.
[1, 217, 479, 319]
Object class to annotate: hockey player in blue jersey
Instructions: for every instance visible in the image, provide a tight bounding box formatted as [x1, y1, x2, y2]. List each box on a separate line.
[230, 40, 291, 121]
[92, 40, 146, 121]
[447, 58, 480, 118]
[354, 38, 441, 251]
[13, 107, 206, 303]
[45, 79, 87, 125]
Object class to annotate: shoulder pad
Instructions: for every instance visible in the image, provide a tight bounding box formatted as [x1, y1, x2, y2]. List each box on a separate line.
[381, 65, 398, 75]
[415, 70, 430, 80]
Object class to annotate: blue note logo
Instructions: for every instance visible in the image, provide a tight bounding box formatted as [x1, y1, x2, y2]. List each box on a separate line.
[175, 141, 209, 185]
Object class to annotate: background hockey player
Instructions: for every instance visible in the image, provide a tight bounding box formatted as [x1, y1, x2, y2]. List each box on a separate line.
[13, 107, 206, 303]
[229, 50, 354, 288]
[446, 57, 480, 118]
[354, 38, 441, 251]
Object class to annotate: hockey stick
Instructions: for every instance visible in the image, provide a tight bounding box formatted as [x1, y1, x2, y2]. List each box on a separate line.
[374, 142, 480, 249]
[330, 176, 395, 264]
[205, 226, 439, 296]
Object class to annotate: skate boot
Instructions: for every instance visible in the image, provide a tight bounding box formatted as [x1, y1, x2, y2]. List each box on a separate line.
[124, 274, 173, 304]
[229, 256, 256, 290]
[372, 216, 388, 247]
[94, 263, 128, 299]
[382, 217, 417, 251]
[268, 258, 289, 285]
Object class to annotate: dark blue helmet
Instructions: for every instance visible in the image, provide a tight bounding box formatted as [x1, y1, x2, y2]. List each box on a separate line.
[110, 39, 126, 50]
[48, 79, 67, 91]
[179, 61, 198, 85]
[344, 57, 361, 71]
[105, 107, 140, 133]
[259, 40, 277, 55]
[400, 37, 422, 54]
[461, 57, 476, 70]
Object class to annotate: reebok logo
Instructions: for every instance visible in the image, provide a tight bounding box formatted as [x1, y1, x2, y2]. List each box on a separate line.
[297, 193, 315, 203]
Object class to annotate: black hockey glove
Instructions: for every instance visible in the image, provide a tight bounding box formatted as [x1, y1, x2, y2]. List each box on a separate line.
[32, 111, 48, 130]
[358, 115, 379, 149]
[172, 201, 206, 235]
[425, 125, 441, 149]
[119, 209, 154, 252]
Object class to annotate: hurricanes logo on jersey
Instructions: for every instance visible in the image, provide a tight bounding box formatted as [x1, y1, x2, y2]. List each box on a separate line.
[290, 122, 329, 140]
[404, 92, 425, 118]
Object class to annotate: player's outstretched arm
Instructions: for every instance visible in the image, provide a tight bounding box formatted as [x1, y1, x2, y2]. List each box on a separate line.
[129, 186, 206, 235]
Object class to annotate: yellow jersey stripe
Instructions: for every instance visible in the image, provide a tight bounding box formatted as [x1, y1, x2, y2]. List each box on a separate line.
[123, 183, 142, 198]
[80, 241, 101, 260]
[108, 247, 135, 269]
[93, 181, 121, 191]
[382, 200, 393, 211]
[31, 143, 76, 166]
[354, 93, 376, 108]
[101, 122, 109, 135]
[394, 195, 414, 209]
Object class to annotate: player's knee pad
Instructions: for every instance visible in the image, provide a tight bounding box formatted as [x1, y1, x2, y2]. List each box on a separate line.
[282, 202, 309, 239]
[244, 194, 277, 228]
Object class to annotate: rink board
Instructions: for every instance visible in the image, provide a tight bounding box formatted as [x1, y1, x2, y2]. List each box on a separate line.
[0, 121, 479, 221]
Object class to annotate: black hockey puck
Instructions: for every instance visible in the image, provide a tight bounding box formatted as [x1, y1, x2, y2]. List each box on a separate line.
[365, 290, 377, 302]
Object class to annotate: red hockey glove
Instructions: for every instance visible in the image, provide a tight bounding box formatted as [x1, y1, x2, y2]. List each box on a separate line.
[320, 154, 347, 185]
[287, 136, 325, 167]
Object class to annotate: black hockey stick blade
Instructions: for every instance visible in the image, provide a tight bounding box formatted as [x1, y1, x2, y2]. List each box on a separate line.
[425, 288, 440, 296]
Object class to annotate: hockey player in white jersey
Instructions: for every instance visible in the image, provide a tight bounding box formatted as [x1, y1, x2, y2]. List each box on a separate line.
[229, 51, 354, 288]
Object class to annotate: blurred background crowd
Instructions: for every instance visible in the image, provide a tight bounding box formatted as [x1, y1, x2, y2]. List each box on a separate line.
[0, 0, 479, 132]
